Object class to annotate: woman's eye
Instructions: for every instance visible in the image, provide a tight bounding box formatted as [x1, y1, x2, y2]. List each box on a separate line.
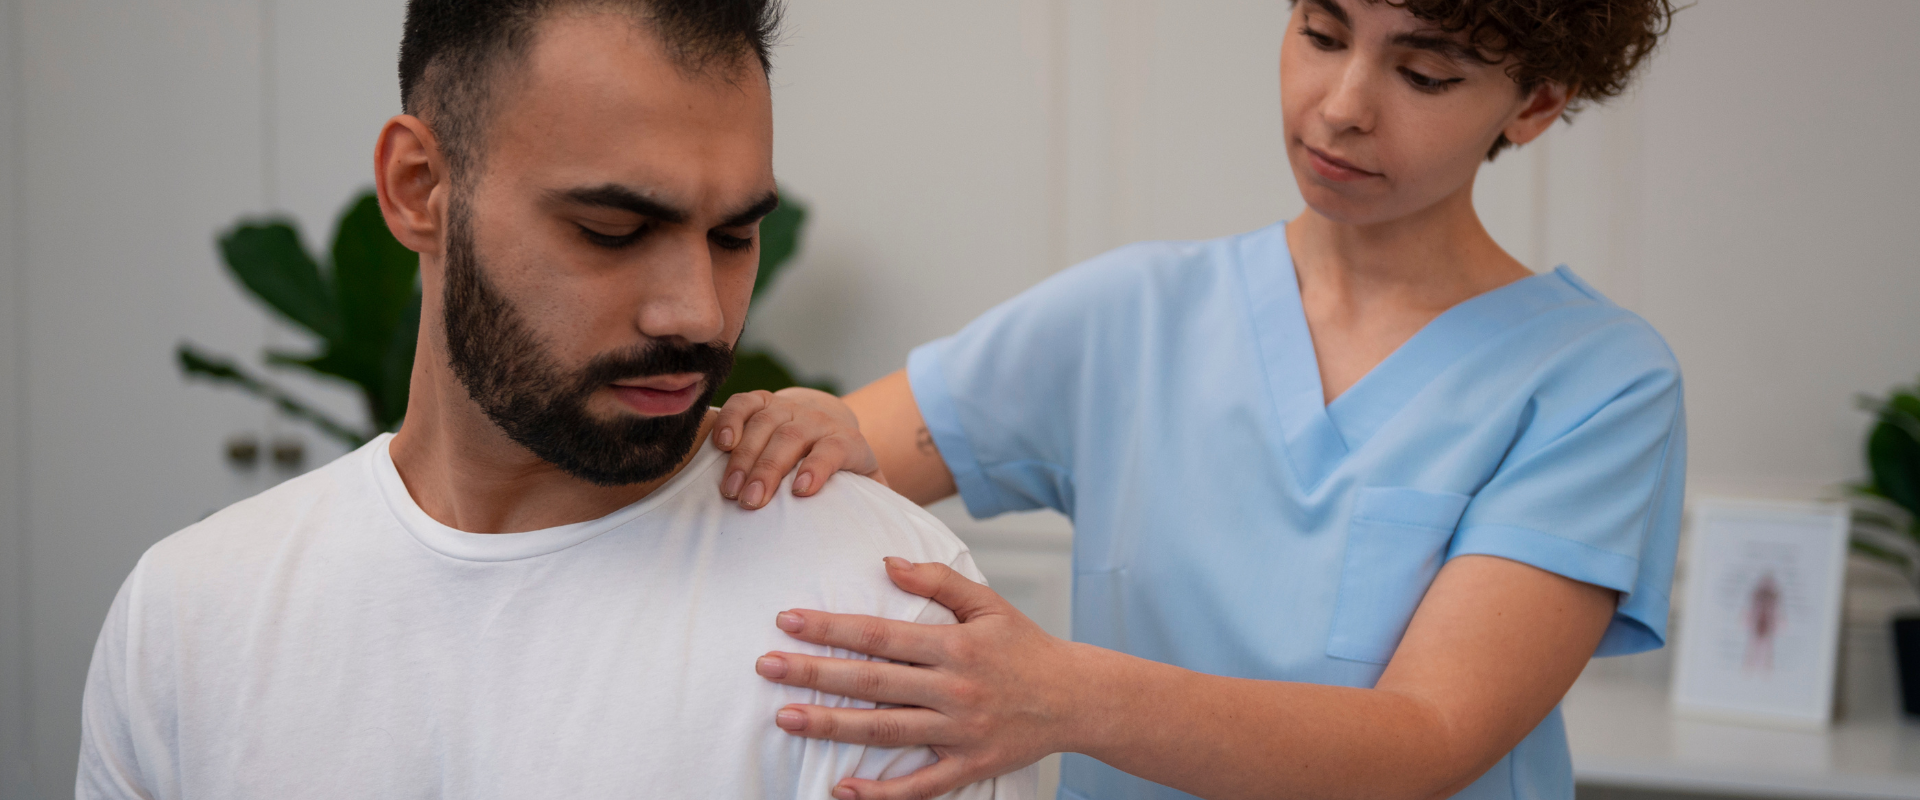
[1301, 26, 1342, 50]
[711, 231, 755, 252]
[578, 224, 647, 249]
[1400, 68, 1463, 93]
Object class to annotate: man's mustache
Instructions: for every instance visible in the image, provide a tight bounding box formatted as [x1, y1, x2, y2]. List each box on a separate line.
[572, 341, 736, 391]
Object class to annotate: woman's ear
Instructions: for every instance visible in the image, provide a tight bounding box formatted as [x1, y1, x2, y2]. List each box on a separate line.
[373, 114, 451, 256]
[1501, 81, 1574, 149]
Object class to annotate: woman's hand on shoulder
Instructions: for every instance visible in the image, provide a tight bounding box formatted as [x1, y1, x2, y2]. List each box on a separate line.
[713, 387, 883, 509]
[758, 559, 1089, 800]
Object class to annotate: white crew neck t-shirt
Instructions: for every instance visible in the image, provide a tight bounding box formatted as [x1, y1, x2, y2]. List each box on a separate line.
[78, 433, 1036, 800]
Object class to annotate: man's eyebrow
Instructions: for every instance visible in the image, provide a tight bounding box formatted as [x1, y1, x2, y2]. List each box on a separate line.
[1391, 31, 1481, 63]
[721, 191, 781, 229]
[550, 184, 689, 225]
[1306, 0, 1350, 27]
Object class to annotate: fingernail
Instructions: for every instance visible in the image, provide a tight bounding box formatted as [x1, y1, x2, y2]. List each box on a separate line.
[743, 481, 765, 508]
[756, 655, 788, 678]
[884, 556, 911, 571]
[831, 787, 857, 800]
[776, 611, 805, 632]
[716, 427, 735, 448]
[776, 708, 807, 730]
[794, 472, 813, 495]
[723, 471, 744, 498]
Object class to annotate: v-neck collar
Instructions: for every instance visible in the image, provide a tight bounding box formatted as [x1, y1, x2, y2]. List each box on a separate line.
[1233, 222, 1586, 492]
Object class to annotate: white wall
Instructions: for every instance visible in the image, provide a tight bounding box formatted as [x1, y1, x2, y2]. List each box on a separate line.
[15, 2, 262, 794]
[754, 0, 1063, 384]
[1633, 1, 1920, 497]
[0, 0, 33, 791]
[2, 1, 1917, 798]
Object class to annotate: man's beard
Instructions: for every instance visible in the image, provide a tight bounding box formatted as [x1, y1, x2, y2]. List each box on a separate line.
[441, 200, 734, 487]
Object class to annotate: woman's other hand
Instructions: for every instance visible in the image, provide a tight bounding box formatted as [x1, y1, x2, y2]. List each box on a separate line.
[755, 558, 1087, 800]
[713, 387, 882, 509]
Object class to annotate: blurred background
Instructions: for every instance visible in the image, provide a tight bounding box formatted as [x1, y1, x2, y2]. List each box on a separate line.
[1, 0, 1917, 798]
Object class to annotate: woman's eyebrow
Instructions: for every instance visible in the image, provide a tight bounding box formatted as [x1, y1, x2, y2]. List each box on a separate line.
[1391, 31, 1481, 63]
[1306, 0, 1351, 26]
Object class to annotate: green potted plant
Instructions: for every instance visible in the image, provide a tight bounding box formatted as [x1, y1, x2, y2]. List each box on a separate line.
[181, 189, 829, 451]
[1849, 377, 1920, 713]
[179, 192, 420, 448]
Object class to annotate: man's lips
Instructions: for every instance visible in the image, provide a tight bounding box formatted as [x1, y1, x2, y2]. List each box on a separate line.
[609, 373, 705, 416]
[613, 373, 704, 393]
[1304, 145, 1382, 182]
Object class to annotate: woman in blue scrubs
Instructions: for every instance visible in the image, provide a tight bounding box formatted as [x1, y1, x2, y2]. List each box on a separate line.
[716, 1, 1681, 798]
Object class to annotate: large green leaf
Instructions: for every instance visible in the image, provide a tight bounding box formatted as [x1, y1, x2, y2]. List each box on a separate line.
[219, 222, 340, 342]
[1853, 537, 1916, 572]
[194, 192, 426, 446]
[754, 194, 807, 301]
[179, 342, 368, 447]
[1871, 408, 1920, 518]
[265, 348, 373, 393]
[330, 192, 420, 355]
[1888, 391, 1920, 443]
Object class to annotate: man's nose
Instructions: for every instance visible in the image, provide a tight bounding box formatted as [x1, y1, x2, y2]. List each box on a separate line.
[634, 234, 728, 346]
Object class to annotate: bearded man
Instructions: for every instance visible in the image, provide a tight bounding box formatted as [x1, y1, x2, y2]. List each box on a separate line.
[76, 2, 1032, 798]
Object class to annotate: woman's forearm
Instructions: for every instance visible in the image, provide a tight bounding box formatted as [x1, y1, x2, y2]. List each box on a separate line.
[1055, 556, 1615, 800]
[1066, 643, 1464, 800]
[844, 370, 957, 505]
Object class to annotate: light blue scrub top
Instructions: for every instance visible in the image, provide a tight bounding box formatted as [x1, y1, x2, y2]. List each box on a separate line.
[907, 222, 1686, 800]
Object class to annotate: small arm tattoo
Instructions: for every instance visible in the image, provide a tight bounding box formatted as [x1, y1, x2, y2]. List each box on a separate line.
[916, 426, 937, 455]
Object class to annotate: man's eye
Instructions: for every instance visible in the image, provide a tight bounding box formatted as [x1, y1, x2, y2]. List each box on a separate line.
[711, 231, 755, 252]
[1401, 68, 1464, 93]
[579, 224, 647, 249]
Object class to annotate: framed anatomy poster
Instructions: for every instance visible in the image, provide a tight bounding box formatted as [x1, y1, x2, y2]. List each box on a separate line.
[1670, 498, 1851, 728]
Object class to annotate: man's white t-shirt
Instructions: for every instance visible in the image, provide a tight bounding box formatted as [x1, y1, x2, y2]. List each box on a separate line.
[78, 433, 1036, 799]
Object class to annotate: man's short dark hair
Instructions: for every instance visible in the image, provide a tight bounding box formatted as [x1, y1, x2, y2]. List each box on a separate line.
[399, 0, 783, 181]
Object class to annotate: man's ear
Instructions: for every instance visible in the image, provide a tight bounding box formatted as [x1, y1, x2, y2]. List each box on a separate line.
[1501, 81, 1573, 148]
[374, 114, 451, 256]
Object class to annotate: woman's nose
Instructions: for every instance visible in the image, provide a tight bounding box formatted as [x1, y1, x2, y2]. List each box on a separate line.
[1320, 64, 1377, 134]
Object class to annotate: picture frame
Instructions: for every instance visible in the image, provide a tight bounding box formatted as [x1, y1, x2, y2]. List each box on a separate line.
[1670, 498, 1852, 728]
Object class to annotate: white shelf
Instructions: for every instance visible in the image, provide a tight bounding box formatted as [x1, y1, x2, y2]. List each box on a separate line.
[1567, 677, 1920, 799]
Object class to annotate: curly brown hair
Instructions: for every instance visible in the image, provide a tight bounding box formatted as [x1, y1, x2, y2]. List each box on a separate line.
[1305, 0, 1678, 159]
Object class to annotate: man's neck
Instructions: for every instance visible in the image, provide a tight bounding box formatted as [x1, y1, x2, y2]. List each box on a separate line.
[387, 369, 716, 534]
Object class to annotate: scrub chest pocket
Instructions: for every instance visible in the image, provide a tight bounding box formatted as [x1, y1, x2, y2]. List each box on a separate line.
[1327, 487, 1472, 664]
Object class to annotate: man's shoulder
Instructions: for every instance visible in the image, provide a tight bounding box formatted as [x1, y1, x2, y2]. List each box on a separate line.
[695, 459, 986, 606]
[741, 469, 977, 575]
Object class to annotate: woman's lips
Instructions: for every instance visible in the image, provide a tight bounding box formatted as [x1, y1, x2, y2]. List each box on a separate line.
[609, 375, 704, 417]
[1304, 145, 1382, 183]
